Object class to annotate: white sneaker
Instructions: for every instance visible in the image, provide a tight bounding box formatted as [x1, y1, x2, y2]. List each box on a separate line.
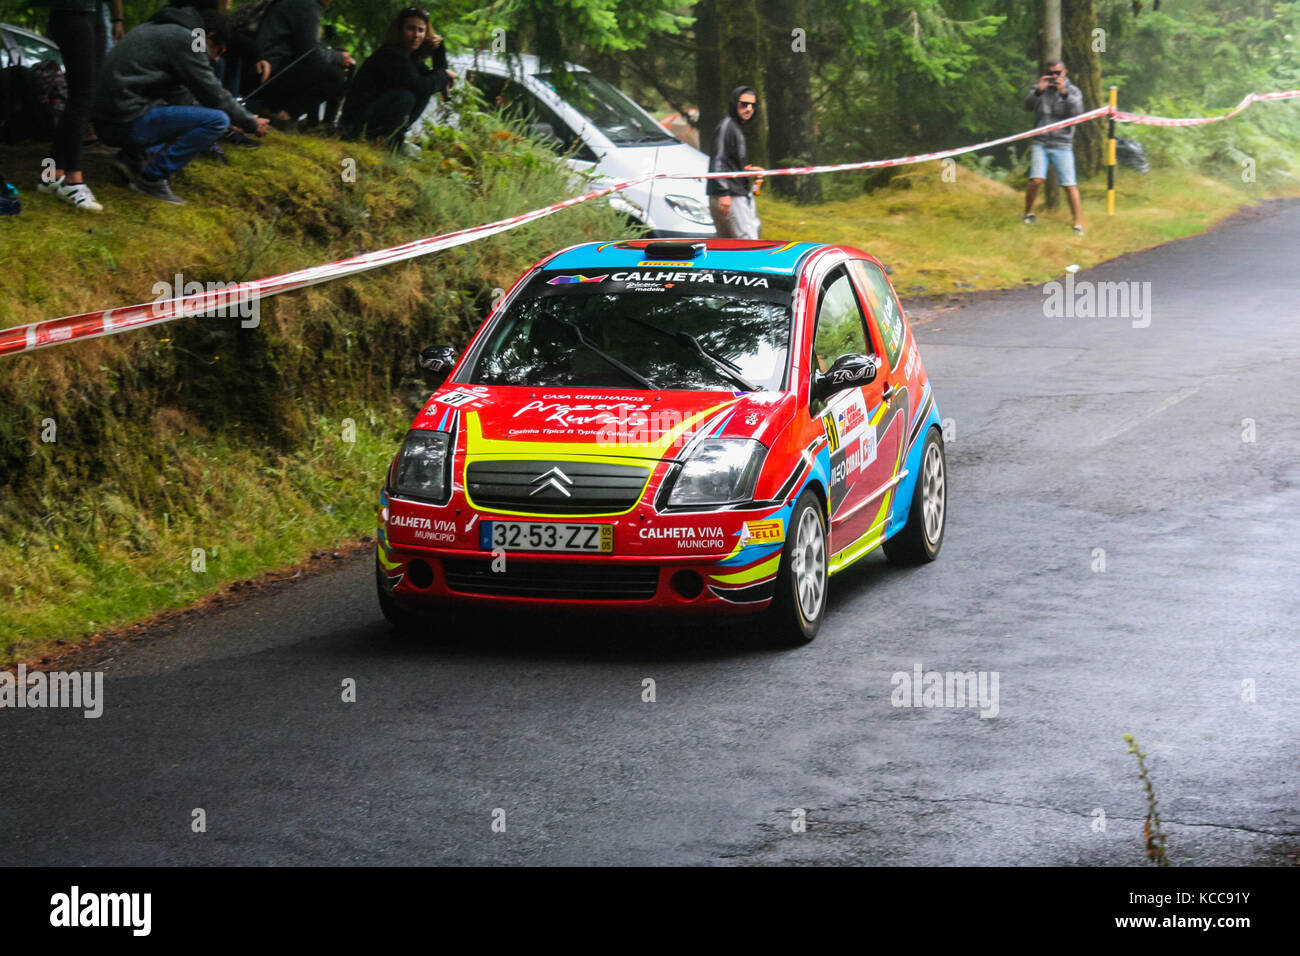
[42, 176, 103, 212]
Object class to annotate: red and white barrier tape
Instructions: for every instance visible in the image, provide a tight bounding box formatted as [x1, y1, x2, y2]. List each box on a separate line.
[3, 91, 1297, 358]
[1114, 89, 1300, 127]
[0, 173, 649, 358]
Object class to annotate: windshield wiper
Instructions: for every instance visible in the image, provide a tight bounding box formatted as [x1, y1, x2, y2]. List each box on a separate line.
[547, 313, 657, 388]
[622, 315, 758, 391]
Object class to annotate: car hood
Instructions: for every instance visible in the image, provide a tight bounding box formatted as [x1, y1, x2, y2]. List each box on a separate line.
[594, 141, 707, 185]
[416, 386, 792, 462]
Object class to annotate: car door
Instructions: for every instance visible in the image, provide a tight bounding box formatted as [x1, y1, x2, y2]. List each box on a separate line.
[847, 259, 911, 508]
[809, 264, 894, 552]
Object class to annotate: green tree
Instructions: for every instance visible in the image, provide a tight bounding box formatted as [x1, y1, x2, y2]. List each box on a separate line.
[1064, 0, 1104, 178]
[762, 0, 821, 202]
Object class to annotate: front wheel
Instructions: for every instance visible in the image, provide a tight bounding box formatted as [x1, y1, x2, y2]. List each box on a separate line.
[764, 489, 829, 645]
[375, 558, 425, 636]
[884, 428, 946, 565]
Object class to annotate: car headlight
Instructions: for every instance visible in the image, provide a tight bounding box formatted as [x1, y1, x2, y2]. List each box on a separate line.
[667, 438, 766, 507]
[391, 431, 451, 502]
[664, 194, 714, 226]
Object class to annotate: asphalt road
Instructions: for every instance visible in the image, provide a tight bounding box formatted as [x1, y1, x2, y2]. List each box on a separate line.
[4, 203, 1298, 866]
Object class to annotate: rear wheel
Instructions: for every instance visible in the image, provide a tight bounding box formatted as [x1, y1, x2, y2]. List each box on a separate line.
[764, 489, 828, 645]
[884, 428, 946, 565]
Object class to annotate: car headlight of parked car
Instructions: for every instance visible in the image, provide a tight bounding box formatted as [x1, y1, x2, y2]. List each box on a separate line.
[667, 438, 767, 507]
[391, 430, 452, 502]
[664, 194, 714, 226]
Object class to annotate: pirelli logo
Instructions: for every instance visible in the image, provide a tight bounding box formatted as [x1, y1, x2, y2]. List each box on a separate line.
[822, 413, 840, 451]
[744, 519, 785, 544]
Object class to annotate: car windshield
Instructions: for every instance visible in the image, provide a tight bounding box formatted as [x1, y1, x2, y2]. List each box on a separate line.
[537, 71, 677, 145]
[464, 270, 794, 391]
[1, 27, 63, 67]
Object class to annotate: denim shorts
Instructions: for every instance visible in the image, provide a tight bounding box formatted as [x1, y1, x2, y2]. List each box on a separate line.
[1029, 144, 1077, 187]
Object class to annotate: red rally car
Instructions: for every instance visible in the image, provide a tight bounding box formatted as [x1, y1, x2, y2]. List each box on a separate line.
[376, 238, 947, 644]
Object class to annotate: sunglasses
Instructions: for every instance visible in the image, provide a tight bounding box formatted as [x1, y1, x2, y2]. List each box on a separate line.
[738, 100, 757, 108]
[400, 6, 430, 18]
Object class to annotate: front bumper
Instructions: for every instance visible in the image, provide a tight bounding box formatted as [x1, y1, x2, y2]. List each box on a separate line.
[379, 545, 776, 615]
[377, 495, 790, 615]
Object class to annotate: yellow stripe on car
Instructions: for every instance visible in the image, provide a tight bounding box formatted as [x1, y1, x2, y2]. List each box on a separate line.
[709, 554, 781, 585]
[376, 543, 402, 571]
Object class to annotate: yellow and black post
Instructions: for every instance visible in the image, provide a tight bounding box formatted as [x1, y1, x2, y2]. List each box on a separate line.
[1107, 85, 1118, 215]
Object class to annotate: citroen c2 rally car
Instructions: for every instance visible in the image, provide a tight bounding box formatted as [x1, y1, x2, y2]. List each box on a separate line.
[377, 238, 946, 643]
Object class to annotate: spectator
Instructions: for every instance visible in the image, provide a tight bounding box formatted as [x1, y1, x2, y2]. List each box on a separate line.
[707, 86, 761, 239]
[1023, 58, 1085, 235]
[339, 6, 455, 149]
[152, 1, 255, 145]
[92, 8, 270, 205]
[248, 0, 354, 126]
[38, 0, 124, 213]
[184, 1, 242, 98]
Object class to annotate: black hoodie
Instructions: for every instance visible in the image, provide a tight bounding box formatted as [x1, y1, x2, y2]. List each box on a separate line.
[92, 7, 258, 133]
[340, 41, 450, 131]
[706, 85, 756, 197]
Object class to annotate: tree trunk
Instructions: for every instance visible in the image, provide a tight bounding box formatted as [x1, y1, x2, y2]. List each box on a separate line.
[1042, 0, 1062, 62]
[1041, 0, 1063, 208]
[761, 0, 821, 203]
[694, 0, 722, 157]
[1063, 0, 1104, 179]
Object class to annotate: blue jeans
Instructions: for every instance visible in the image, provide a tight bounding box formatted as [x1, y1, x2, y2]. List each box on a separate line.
[1029, 144, 1077, 187]
[127, 106, 230, 180]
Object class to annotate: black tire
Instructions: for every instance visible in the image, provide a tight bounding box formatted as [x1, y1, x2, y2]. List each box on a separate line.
[375, 558, 425, 636]
[764, 489, 829, 645]
[884, 427, 946, 565]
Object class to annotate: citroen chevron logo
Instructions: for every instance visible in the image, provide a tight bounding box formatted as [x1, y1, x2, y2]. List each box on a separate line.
[529, 466, 574, 497]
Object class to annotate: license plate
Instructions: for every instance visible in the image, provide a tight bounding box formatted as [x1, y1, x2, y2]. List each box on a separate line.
[480, 521, 613, 553]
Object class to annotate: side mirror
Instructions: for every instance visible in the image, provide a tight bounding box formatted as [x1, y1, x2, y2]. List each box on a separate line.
[812, 353, 877, 403]
[418, 345, 458, 380]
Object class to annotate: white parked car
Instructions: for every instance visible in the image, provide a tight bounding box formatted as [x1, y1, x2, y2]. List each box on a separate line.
[416, 52, 715, 238]
[1, 22, 63, 69]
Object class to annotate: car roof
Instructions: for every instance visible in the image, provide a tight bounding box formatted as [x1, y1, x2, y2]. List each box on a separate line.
[545, 239, 827, 276]
[447, 51, 586, 77]
[2, 23, 50, 42]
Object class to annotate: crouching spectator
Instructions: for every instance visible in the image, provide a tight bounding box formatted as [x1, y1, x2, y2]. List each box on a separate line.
[339, 7, 454, 148]
[92, 8, 269, 204]
[248, 0, 353, 126]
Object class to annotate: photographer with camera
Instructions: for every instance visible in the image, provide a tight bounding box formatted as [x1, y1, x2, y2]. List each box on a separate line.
[1022, 59, 1085, 235]
[338, 6, 455, 149]
[246, 0, 354, 128]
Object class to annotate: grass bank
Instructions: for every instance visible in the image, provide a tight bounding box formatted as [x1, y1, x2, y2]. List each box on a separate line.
[0, 112, 630, 663]
[760, 157, 1300, 296]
